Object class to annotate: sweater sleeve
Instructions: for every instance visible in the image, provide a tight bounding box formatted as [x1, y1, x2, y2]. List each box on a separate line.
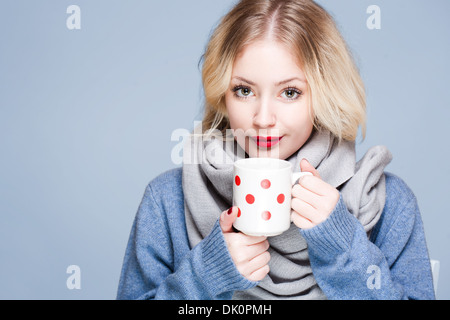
[300, 193, 435, 300]
[116, 184, 256, 300]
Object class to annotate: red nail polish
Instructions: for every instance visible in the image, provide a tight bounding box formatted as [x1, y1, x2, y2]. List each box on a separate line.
[227, 207, 233, 215]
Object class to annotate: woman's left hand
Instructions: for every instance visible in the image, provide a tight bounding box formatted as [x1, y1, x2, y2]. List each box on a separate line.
[291, 159, 340, 229]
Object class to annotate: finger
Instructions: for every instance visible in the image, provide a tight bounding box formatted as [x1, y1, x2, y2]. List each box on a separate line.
[298, 174, 333, 197]
[227, 237, 268, 265]
[220, 207, 239, 233]
[248, 264, 270, 282]
[224, 233, 267, 256]
[292, 196, 331, 225]
[243, 239, 269, 260]
[291, 184, 321, 209]
[239, 233, 268, 246]
[291, 197, 318, 223]
[291, 210, 315, 229]
[247, 251, 271, 273]
[300, 158, 321, 178]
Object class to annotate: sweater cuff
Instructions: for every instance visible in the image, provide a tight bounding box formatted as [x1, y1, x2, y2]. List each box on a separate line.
[300, 195, 357, 258]
[200, 220, 257, 297]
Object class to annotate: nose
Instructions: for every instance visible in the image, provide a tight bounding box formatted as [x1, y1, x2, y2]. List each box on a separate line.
[252, 98, 276, 128]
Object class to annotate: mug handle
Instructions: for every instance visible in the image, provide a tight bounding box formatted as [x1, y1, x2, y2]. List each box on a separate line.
[291, 171, 313, 186]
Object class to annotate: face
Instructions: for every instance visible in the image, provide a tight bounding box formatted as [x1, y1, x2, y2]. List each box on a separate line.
[225, 40, 314, 160]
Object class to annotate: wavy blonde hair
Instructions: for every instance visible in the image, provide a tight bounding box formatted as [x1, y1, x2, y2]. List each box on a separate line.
[201, 0, 366, 141]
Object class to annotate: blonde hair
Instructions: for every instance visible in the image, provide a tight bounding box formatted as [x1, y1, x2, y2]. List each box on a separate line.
[201, 0, 366, 141]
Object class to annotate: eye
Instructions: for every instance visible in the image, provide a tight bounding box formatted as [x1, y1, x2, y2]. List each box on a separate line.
[281, 87, 302, 100]
[233, 85, 254, 99]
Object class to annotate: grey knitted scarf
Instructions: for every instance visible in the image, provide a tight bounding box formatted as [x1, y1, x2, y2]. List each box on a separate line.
[182, 129, 392, 299]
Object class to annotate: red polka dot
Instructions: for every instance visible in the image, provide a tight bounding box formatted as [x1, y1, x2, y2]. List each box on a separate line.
[245, 194, 255, 204]
[235, 175, 241, 186]
[277, 194, 285, 204]
[261, 211, 271, 221]
[260, 179, 271, 189]
[237, 207, 241, 217]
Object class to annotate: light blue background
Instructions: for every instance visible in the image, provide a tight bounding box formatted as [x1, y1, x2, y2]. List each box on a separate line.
[0, 0, 449, 299]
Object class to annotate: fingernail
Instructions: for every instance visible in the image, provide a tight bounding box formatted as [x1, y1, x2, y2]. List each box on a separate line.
[227, 207, 233, 215]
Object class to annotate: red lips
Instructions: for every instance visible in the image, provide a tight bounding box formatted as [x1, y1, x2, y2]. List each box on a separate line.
[251, 136, 283, 148]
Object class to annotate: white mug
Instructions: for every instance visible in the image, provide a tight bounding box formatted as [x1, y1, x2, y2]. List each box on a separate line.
[232, 158, 312, 236]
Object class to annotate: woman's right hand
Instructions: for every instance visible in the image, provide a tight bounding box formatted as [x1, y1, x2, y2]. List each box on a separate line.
[219, 207, 271, 282]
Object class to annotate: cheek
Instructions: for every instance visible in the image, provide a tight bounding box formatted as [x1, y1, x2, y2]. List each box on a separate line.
[224, 94, 236, 126]
[281, 104, 314, 148]
[225, 95, 251, 153]
[289, 114, 313, 133]
[292, 116, 314, 142]
[283, 103, 313, 130]
[225, 96, 250, 130]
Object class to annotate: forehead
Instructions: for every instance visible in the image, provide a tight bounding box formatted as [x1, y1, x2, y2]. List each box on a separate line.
[232, 40, 306, 83]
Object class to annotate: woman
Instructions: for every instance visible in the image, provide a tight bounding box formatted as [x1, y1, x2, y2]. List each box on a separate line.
[117, 0, 435, 300]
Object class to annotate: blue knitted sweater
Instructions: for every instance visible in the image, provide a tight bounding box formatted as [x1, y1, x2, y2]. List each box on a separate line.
[116, 168, 435, 300]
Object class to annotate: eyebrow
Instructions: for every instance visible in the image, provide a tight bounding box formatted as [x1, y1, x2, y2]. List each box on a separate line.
[232, 76, 306, 86]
